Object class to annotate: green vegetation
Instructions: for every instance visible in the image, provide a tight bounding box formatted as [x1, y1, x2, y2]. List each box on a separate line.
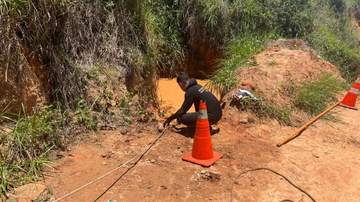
[235, 73, 346, 125]
[75, 100, 98, 131]
[293, 73, 347, 115]
[235, 98, 293, 125]
[268, 60, 277, 66]
[0, 105, 66, 193]
[207, 32, 278, 99]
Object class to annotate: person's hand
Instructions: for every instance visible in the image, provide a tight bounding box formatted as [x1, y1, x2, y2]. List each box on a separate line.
[163, 118, 172, 128]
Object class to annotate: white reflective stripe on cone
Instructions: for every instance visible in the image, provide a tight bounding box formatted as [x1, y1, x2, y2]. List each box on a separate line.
[350, 87, 359, 94]
[356, 78, 360, 84]
[198, 110, 208, 119]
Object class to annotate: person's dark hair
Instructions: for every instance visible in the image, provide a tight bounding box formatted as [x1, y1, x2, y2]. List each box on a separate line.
[177, 73, 190, 84]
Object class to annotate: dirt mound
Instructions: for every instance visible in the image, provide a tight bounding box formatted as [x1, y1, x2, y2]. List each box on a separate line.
[223, 39, 342, 124]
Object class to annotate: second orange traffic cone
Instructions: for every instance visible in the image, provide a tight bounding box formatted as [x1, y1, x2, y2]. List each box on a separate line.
[182, 100, 223, 167]
[339, 74, 360, 110]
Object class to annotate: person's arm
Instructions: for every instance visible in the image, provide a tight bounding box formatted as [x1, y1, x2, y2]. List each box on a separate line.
[163, 93, 193, 127]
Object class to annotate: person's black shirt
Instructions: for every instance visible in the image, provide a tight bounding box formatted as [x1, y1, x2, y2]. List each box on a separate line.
[167, 78, 222, 123]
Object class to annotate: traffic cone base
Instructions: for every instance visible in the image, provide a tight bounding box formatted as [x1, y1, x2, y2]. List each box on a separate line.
[339, 102, 358, 110]
[182, 100, 223, 166]
[182, 152, 223, 167]
[340, 75, 360, 110]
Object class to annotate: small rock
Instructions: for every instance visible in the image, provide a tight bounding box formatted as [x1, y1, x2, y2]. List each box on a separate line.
[138, 114, 150, 123]
[120, 129, 129, 135]
[158, 123, 164, 132]
[248, 114, 256, 123]
[200, 170, 207, 174]
[239, 114, 249, 124]
[150, 159, 156, 163]
[102, 162, 107, 165]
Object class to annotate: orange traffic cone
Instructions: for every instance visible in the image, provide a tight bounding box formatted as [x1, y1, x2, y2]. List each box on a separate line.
[182, 100, 223, 167]
[339, 75, 360, 110]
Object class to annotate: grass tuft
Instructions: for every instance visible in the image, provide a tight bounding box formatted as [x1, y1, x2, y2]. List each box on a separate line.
[208, 31, 278, 100]
[293, 73, 346, 115]
[0, 104, 66, 194]
[232, 98, 292, 125]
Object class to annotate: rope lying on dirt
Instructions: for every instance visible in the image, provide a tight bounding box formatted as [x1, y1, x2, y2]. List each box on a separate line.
[52, 127, 169, 202]
[230, 168, 316, 202]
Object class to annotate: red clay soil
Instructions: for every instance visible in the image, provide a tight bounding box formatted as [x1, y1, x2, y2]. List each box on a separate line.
[11, 40, 360, 202]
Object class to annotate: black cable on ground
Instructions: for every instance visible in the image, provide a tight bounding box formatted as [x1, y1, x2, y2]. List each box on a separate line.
[93, 127, 169, 202]
[230, 168, 316, 202]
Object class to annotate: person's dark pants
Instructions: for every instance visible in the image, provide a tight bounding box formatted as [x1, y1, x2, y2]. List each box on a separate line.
[178, 112, 219, 127]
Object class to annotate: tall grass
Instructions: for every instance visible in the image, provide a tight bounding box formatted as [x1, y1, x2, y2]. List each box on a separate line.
[141, 0, 185, 76]
[307, 26, 360, 82]
[207, 31, 279, 99]
[234, 98, 293, 125]
[0, 105, 66, 194]
[180, 0, 229, 50]
[305, 0, 360, 82]
[232, 73, 346, 125]
[228, 0, 313, 37]
[293, 73, 347, 115]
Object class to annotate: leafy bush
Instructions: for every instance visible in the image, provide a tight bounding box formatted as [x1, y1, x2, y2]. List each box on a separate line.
[277, 0, 314, 38]
[307, 27, 360, 82]
[229, 0, 278, 33]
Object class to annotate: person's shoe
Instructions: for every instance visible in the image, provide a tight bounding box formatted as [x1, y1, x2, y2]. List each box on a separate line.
[171, 125, 181, 132]
[210, 126, 220, 135]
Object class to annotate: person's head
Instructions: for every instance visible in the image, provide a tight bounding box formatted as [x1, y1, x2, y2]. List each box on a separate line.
[177, 73, 190, 92]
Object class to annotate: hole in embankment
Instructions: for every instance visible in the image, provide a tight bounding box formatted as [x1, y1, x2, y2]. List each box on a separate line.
[157, 43, 222, 117]
[157, 78, 215, 118]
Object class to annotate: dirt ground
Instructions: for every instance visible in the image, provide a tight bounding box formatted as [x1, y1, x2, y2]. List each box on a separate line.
[11, 40, 360, 202]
